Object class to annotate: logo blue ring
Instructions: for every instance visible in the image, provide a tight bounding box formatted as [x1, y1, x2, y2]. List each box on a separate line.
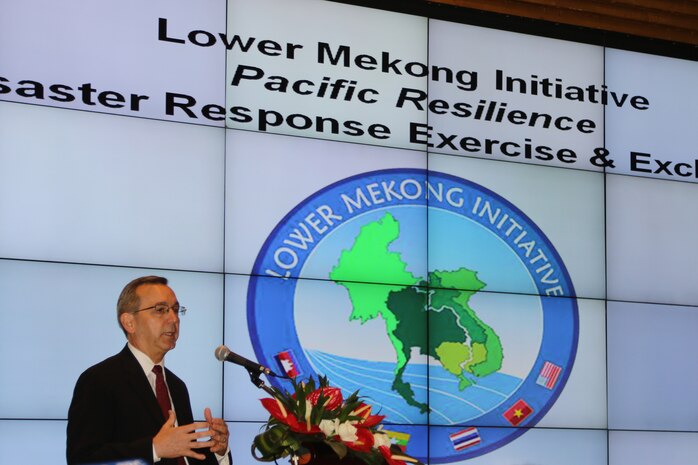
[248, 168, 578, 462]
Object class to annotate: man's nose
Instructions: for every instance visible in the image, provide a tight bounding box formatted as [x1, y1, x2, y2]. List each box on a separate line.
[165, 307, 180, 321]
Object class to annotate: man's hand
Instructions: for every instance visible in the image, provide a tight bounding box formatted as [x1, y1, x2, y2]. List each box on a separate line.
[153, 410, 216, 460]
[204, 407, 230, 455]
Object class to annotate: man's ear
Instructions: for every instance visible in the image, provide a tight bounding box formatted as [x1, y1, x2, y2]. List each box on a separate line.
[120, 312, 136, 335]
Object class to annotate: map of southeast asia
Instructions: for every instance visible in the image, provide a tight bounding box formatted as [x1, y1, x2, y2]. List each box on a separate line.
[329, 212, 504, 413]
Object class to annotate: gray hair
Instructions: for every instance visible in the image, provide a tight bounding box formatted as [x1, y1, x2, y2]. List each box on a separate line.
[116, 276, 168, 335]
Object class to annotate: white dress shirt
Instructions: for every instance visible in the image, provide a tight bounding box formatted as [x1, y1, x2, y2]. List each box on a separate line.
[127, 343, 230, 465]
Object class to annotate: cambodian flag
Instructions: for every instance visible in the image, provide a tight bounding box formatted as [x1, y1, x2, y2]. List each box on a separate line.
[275, 350, 301, 378]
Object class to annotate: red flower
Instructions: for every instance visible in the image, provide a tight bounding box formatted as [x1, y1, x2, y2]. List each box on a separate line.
[379, 446, 408, 465]
[307, 387, 343, 411]
[351, 402, 385, 427]
[259, 398, 321, 434]
[343, 426, 375, 452]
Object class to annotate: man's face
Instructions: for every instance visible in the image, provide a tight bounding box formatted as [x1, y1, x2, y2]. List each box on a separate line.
[126, 283, 180, 363]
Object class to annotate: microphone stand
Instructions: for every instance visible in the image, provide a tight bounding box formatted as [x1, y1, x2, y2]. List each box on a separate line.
[245, 367, 276, 397]
[244, 368, 303, 465]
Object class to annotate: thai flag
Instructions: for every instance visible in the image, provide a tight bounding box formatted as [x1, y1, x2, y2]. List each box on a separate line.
[449, 427, 481, 451]
[536, 361, 562, 390]
[275, 350, 301, 378]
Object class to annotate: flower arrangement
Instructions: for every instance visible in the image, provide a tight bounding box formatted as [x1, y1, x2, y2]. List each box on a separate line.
[251, 376, 423, 465]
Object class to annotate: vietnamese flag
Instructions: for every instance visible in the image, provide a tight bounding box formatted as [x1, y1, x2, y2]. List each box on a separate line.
[503, 399, 533, 426]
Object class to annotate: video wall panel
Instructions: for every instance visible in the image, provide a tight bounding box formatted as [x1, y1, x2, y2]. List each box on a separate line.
[0, 101, 225, 272]
[0, 0, 696, 464]
[429, 426, 608, 465]
[608, 431, 698, 465]
[427, 153, 606, 299]
[607, 301, 698, 431]
[605, 48, 698, 181]
[606, 173, 698, 306]
[0, 0, 227, 125]
[0, 260, 224, 420]
[0, 420, 70, 465]
[225, 0, 429, 148]
[427, 20, 605, 171]
[224, 129, 427, 281]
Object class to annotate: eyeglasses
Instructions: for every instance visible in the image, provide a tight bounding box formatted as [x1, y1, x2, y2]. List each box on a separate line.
[132, 303, 187, 317]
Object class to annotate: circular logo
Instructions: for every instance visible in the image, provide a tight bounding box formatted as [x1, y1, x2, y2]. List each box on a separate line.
[248, 169, 578, 462]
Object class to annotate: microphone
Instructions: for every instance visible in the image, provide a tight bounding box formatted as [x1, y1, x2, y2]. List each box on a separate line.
[215, 345, 272, 376]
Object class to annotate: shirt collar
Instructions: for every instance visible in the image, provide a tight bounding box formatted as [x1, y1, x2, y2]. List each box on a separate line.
[128, 342, 165, 376]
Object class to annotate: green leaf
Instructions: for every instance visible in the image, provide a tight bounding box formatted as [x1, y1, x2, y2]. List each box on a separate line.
[323, 439, 348, 459]
[318, 375, 330, 388]
[345, 390, 360, 403]
[310, 401, 325, 425]
[305, 376, 316, 393]
[252, 424, 292, 461]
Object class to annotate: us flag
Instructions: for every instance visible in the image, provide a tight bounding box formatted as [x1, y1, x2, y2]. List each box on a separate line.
[536, 361, 562, 390]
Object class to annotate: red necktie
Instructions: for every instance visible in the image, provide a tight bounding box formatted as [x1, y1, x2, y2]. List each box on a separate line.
[152, 365, 187, 465]
[152, 365, 171, 420]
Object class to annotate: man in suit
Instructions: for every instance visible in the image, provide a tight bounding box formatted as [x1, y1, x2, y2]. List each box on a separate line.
[67, 276, 231, 465]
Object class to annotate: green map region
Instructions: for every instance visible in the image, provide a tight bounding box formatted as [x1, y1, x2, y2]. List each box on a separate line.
[329, 212, 503, 413]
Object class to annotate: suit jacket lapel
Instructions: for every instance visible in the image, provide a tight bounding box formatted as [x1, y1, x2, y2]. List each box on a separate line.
[117, 345, 168, 426]
[167, 368, 194, 425]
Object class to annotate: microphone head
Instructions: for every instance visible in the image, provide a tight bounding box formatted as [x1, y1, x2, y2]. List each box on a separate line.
[214, 345, 230, 362]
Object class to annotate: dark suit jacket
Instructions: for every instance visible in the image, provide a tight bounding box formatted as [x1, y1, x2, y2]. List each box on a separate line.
[67, 345, 221, 465]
